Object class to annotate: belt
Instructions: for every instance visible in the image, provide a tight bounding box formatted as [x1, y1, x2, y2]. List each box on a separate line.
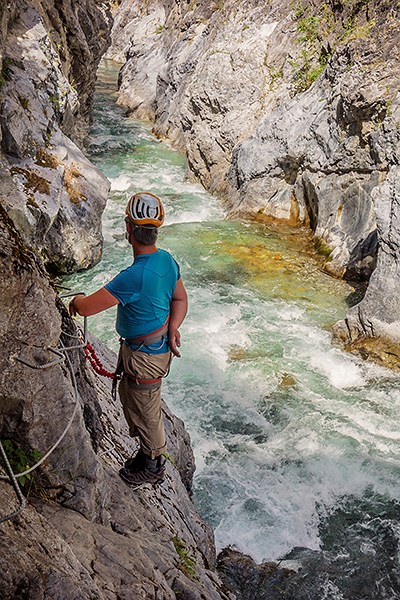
[124, 318, 169, 350]
[112, 318, 171, 395]
[123, 374, 162, 390]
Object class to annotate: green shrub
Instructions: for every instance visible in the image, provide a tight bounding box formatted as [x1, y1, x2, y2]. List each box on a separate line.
[172, 535, 197, 579]
[1, 439, 43, 488]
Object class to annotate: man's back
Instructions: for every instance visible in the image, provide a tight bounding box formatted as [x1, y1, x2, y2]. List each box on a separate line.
[105, 249, 180, 344]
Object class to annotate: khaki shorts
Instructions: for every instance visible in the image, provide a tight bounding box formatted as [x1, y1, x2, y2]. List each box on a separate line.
[118, 343, 172, 459]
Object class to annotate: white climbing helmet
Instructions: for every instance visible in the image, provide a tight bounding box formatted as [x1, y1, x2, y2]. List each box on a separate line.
[125, 192, 165, 227]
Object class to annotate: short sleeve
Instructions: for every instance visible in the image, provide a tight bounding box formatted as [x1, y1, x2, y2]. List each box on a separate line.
[105, 267, 139, 306]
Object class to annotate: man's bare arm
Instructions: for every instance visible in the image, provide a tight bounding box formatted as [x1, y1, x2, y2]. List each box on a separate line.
[69, 287, 119, 317]
[169, 278, 188, 358]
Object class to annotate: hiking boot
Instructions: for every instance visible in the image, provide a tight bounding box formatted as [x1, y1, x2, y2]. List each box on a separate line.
[119, 454, 166, 487]
[124, 448, 146, 472]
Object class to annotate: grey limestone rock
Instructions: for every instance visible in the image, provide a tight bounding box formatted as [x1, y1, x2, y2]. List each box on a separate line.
[104, 0, 167, 65]
[0, 1, 111, 274]
[227, 65, 385, 281]
[35, 0, 113, 147]
[113, 0, 298, 193]
[226, 15, 400, 342]
[334, 165, 400, 344]
[217, 547, 296, 600]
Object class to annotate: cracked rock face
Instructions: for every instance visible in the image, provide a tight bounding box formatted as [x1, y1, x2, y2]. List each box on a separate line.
[334, 165, 400, 346]
[227, 52, 390, 282]
[0, 0, 111, 274]
[110, 0, 298, 194]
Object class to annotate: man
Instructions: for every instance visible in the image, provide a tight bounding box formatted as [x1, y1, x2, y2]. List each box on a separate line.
[69, 192, 188, 487]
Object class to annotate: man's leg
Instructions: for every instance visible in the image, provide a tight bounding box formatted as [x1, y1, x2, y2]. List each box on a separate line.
[117, 344, 171, 484]
[119, 380, 167, 458]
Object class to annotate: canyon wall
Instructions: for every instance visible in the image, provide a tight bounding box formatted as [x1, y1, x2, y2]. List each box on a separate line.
[110, 0, 400, 351]
[0, 2, 234, 598]
[0, 0, 111, 273]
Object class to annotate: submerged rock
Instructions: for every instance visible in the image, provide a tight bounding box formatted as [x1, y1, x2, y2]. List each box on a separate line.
[218, 504, 400, 600]
[217, 547, 295, 600]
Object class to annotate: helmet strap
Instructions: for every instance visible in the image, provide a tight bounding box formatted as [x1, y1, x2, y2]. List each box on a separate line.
[125, 219, 135, 245]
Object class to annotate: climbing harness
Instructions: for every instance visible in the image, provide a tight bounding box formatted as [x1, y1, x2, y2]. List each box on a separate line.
[83, 342, 165, 396]
[110, 318, 172, 397]
[124, 317, 169, 351]
[81, 316, 171, 398]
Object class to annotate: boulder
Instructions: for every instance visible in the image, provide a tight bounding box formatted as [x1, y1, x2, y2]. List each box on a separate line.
[0, 2, 111, 273]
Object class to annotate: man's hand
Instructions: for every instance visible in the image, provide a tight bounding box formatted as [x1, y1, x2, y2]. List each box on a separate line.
[69, 295, 85, 316]
[168, 326, 181, 358]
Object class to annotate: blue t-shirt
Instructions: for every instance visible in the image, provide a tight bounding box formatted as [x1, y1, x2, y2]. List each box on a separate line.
[105, 249, 180, 354]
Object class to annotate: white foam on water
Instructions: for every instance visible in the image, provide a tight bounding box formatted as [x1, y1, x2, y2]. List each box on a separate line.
[109, 173, 132, 191]
[181, 288, 253, 371]
[193, 438, 229, 474]
[277, 304, 305, 321]
[338, 406, 400, 443]
[172, 297, 400, 562]
[165, 205, 224, 225]
[207, 444, 400, 562]
[310, 349, 366, 389]
[320, 581, 345, 600]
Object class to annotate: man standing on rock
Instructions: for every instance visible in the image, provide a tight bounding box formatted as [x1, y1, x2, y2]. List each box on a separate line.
[69, 192, 188, 487]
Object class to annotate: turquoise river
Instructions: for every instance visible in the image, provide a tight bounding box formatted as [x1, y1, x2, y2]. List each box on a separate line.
[63, 61, 400, 598]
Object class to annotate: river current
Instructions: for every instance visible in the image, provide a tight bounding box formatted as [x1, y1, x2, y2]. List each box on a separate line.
[64, 61, 400, 597]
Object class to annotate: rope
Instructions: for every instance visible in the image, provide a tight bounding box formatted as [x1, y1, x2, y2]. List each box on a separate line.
[0, 296, 119, 522]
[0, 441, 25, 524]
[84, 342, 121, 380]
[16, 347, 65, 370]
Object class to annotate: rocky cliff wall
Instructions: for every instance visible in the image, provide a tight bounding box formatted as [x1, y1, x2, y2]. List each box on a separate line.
[0, 2, 235, 598]
[0, 0, 111, 274]
[109, 0, 298, 192]
[0, 200, 234, 599]
[109, 0, 400, 351]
